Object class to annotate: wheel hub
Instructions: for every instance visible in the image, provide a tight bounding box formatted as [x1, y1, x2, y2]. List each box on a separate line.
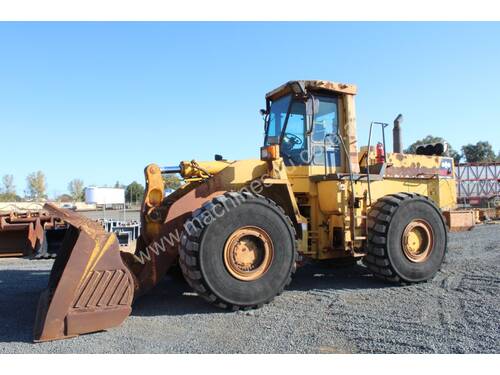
[402, 219, 434, 263]
[223, 226, 273, 281]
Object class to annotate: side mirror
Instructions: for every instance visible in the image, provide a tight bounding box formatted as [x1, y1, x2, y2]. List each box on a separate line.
[260, 109, 269, 131]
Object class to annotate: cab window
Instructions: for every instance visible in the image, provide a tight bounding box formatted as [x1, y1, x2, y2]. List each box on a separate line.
[265, 95, 290, 145]
[312, 96, 338, 141]
[311, 96, 340, 166]
[281, 101, 308, 165]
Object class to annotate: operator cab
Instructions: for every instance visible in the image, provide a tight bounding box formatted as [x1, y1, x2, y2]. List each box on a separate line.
[263, 80, 356, 167]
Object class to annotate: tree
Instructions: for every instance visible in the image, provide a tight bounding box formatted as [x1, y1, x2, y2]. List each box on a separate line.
[462, 141, 496, 163]
[449, 150, 461, 165]
[163, 175, 181, 190]
[0, 193, 21, 202]
[114, 181, 125, 188]
[57, 193, 73, 202]
[26, 171, 47, 200]
[405, 135, 461, 164]
[68, 179, 85, 201]
[0, 174, 18, 201]
[2, 174, 15, 194]
[125, 181, 145, 204]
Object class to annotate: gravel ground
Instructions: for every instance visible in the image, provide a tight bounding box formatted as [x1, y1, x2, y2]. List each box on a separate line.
[0, 224, 498, 353]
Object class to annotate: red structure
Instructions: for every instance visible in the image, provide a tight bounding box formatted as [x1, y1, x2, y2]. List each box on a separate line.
[456, 162, 500, 206]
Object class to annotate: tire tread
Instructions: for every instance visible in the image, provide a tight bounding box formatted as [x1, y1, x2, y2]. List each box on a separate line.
[364, 193, 446, 284]
[179, 191, 298, 310]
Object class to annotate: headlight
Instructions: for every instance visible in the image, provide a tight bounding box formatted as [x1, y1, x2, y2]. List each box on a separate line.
[260, 145, 279, 161]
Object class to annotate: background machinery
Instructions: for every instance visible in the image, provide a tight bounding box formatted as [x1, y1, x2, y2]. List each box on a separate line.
[34, 80, 458, 342]
[456, 162, 500, 207]
[0, 210, 67, 258]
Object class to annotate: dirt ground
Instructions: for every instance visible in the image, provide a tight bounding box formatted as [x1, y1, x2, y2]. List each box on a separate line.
[0, 224, 498, 353]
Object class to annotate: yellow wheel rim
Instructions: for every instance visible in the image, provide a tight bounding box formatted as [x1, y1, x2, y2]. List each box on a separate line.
[223, 226, 274, 281]
[402, 219, 434, 263]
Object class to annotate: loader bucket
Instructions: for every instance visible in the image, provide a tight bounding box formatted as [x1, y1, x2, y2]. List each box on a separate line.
[33, 204, 136, 342]
[0, 217, 38, 257]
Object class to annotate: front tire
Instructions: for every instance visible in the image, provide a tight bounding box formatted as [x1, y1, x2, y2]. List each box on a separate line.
[364, 193, 447, 283]
[179, 192, 297, 310]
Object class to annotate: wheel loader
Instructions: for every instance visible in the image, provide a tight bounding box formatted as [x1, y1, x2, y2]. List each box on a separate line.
[34, 80, 458, 342]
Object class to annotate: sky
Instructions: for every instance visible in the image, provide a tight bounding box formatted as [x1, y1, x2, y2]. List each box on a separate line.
[0, 22, 499, 197]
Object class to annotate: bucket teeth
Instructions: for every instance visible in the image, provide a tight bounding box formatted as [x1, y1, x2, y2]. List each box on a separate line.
[33, 204, 135, 342]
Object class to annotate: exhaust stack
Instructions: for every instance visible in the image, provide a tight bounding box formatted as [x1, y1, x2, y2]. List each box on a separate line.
[393, 114, 404, 153]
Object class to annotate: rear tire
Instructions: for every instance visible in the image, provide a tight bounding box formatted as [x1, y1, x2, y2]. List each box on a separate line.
[179, 192, 297, 310]
[364, 193, 447, 283]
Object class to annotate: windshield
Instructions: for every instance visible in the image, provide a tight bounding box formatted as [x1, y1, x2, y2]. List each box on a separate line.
[265, 95, 308, 165]
[264, 93, 341, 167]
[265, 95, 291, 145]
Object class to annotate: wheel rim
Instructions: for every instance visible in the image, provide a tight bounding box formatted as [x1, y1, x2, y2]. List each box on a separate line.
[402, 219, 434, 263]
[223, 226, 274, 281]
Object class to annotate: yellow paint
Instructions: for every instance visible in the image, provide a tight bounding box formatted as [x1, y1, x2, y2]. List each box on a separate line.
[144, 164, 164, 209]
[180, 160, 231, 178]
[78, 233, 116, 288]
[165, 154, 456, 261]
[182, 159, 268, 188]
[386, 153, 450, 171]
[176, 148, 456, 260]
[139, 81, 458, 262]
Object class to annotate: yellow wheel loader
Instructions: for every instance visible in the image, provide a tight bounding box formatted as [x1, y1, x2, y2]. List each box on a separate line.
[34, 80, 458, 342]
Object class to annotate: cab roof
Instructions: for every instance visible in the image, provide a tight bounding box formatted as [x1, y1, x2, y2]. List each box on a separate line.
[265, 80, 357, 101]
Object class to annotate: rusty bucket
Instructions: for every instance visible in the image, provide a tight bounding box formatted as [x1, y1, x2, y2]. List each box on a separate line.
[33, 204, 136, 342]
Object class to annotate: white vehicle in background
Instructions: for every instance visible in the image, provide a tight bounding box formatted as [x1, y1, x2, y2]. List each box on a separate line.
[84, 187, 125, 210]
[60, 203, 77, 210]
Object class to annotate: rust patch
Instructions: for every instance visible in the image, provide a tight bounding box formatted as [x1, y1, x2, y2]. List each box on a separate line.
[0, 210, 66, 257]
[34, 204, 135, 342]
[385, 166, 441, 178]
[129, 165, 231, 295]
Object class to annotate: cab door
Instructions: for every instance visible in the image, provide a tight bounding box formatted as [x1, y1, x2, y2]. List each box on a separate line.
[310, 95, 341, 171]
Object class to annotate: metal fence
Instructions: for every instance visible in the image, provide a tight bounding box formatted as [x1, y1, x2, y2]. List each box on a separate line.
[98, 219, 141, 247]
[456, 162, 500, 205]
